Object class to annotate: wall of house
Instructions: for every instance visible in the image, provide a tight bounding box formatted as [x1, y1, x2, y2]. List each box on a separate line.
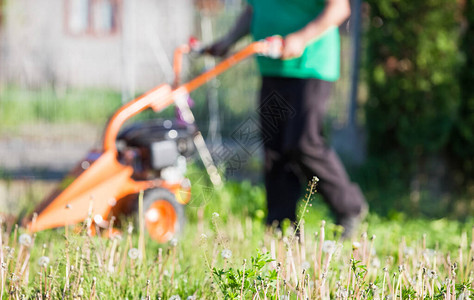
[0, 0, 193, 91]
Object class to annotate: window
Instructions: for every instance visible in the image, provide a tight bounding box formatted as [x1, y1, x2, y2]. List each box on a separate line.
[66, 0, 121, 36]
[0, 0, 4, 27]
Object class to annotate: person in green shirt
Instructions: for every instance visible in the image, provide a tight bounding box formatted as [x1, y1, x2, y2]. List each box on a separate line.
[208, 0, 367, 239]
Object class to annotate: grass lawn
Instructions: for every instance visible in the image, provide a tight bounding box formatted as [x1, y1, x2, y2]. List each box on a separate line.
[0, 178, 473, 299]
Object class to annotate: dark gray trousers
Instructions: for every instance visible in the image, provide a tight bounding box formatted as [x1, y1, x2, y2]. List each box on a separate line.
[259, 76, 366, 224]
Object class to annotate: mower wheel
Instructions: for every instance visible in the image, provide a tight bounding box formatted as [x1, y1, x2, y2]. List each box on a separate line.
[141, 188, 185, 243]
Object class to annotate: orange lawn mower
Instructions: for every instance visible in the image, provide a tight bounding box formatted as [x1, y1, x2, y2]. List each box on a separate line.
[24, 36, 283, 243]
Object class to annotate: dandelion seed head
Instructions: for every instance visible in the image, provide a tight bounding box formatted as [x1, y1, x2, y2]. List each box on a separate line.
[128, 248, 140, 260]
[37, 256, 50, 267]
[322, 240, 336, 253]
[170, 238, 178, 247]
[301, 261, 310, 270]
[212, 212, 219, 218]
[404, 247, 415, 256]
[371, 258, 381, 269]
[428, 270, 438, 279]
[424, 248, 436, 258]
[19, 233, 32, 247]
[169, 295, 181, 300]
[352, 242, 361, 250]
[221, 249, 232, 260]
[187, 296, 196, 300]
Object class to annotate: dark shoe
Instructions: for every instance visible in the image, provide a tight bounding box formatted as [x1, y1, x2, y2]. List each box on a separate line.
[338, 202, 368, 240]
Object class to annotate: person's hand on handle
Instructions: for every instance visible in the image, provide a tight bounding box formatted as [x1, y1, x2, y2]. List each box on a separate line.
[281, 33, 307, 59]
[281, 0, 351, 60]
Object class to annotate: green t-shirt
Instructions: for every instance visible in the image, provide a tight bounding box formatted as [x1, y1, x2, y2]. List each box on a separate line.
[247, 0, 340, 81]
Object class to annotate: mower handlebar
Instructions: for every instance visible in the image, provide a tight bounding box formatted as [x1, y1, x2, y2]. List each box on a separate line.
[173, 35, 283, 87]
[103, 36, 283, 153]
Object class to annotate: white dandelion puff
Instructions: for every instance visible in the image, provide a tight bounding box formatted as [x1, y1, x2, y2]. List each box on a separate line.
[404, 247, 415, 256]
[371, 258, 381, 269]
[19, 234, 32, 247]
[128, 248, 140, 260]
[38, 256, 50, 267]
[169, 296, 181, 300]
[212, 212, 219, 218]
[221, 249, 232, 260]
[428, 270, 438, 279]
[302, 261, 311, 270]
[424, 249, 436, 258]
[170, 238, 178, 247]
[352, 242, 361, 250]
[322, 240, 336, 253]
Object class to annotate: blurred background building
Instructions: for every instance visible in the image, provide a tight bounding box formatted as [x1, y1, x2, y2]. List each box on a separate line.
[0, 0, 192, 93]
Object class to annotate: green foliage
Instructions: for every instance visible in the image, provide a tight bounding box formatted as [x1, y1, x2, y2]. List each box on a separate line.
[212, 250, 275, 299]
[450, 0, 474, 187]
[364, 0, 460, 181]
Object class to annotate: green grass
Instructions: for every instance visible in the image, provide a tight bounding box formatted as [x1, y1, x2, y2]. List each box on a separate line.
[1, 177, 473, 299]
[0, 86, 122, 129]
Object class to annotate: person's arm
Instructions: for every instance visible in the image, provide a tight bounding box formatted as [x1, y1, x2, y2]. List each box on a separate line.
[206, 5, 253, 56]
[282, 0, 351, 59]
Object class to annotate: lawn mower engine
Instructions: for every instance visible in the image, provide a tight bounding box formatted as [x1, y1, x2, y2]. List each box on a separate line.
[28, 118, 197, 244]
[113, 119, 197, 241]
[117, 119, 196, 183]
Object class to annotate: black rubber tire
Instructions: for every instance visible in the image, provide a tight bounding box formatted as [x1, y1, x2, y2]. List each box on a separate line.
[140, 188, 186, 243]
